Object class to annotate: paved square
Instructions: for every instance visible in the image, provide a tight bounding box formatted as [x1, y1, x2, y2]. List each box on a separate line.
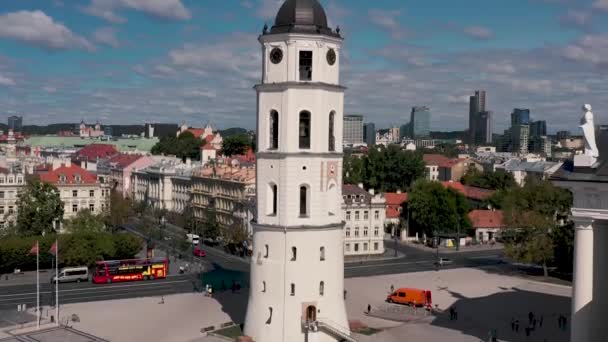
[28, 328, 97, 342]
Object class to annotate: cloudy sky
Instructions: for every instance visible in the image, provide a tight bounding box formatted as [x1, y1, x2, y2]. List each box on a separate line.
[0, 0, 607, 133]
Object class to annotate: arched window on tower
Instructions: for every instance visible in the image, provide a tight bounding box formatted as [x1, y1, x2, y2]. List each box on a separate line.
[290, 283, 295, 296]
[268, 183, 277, 215]
[291, 247, 297, 261]
[299, 185, 309, 217]
[269, 110, 279, 150]
[329, 111, 335, 151]
[320, 246, 325, 261]
[319, 281, 325, 296]
[299, 111, 311, 149]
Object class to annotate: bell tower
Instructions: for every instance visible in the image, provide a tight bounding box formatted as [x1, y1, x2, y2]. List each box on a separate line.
[244, 0, 352, 341]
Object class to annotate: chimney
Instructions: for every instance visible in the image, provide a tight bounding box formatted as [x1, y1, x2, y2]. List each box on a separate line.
[369, 189, 375, 195]
[358, 183, 364, 189]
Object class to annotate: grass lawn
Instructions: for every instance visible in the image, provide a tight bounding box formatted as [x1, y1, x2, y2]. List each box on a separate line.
[214, 325, 242, 338]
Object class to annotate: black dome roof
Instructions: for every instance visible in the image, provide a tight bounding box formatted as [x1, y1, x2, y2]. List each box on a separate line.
[269, 0, 340, 37]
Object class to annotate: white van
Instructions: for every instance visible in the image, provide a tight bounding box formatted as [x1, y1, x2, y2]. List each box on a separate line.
[186, 233, 200, 246]
[52, 267, 89, 283]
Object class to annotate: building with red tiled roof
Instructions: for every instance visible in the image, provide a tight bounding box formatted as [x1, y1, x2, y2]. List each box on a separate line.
[38, 161, 110, 226]
[97, 154, 155, 198]
[177, 122, 223, 150]
[468, 209, 505, 242]
[73, 144, 118, 171]
[423, 154, 482, 182]
[383, 191, 412, 241]
[441, 181, 495, 202]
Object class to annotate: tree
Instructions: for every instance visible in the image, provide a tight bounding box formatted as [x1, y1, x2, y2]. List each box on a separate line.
[461, 167, 516, 190]
[16, 180, 64, 236]
[222, 134, 251, 157]
[407, 180, 470, 238]
[151, 131, 203, 160]
[104, 190, 132, 231]
[343, 153, 364, 185]
[500, 178, 573, 277]
[112, 234, 142, 259]
[65, 210, 106, 233]
[203, 208, 221, 241]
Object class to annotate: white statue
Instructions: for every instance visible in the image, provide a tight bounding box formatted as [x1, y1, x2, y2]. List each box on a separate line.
[580, 104, 599, 158]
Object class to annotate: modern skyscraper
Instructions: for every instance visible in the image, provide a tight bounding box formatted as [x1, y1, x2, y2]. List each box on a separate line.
[245, 1, 351, 341]
[469, 90, 486, 144]
[511, 124, 530, 154]
[511, 108, 530, 126]
[7, 116, 22, 132]
[364, 122, 376, 146]
[530, 120, 547, 138]
[475, 111, 493, 145]
[343, 115, 364, 145]
[410, 106, 430, 138]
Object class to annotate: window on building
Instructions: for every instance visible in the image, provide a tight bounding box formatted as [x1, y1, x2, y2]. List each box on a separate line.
[89, 190, 94, 197]
[0, 191, 4, 199]
[290, 283, 295, 296]
[264, 244, 269, 258]
[8, 206, 13, 215]
[374, 227, 379, 237]
[0, 178, 4, 184]
[364, 243, 368, 251]
[0, 206, 4, 214]
[328, 111, 335, 151]
[345, 243, 350, 252]
[354, 227, 360, 237]
[8, 178, 13, 184]
[299, 111, 311, 149]
[346, 211, 351, 220]
[364, 211, 369, 220]
[354, 243, 359, 252]
[355, 211, 359, 220]
[291, 247, 297, 261]
[319, 281, 325, 296]
[320, 247, 325, 261]
[364, 227, 368, 237]
[89, 204, 95, 211]
[17, 177, 22, 184]
[375, 210, 379, 219]
[299, 185, 308, 217]
[270, 110, 279, 149]
[72, 190, 78, 197]
[345, 228, 350, 237]
[299, 50, 313, 81]
[374, 242, 379, 251]
[72, 204, 78, 213]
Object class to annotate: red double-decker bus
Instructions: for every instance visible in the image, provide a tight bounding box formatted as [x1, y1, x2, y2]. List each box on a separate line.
[92, 257, 168, 284]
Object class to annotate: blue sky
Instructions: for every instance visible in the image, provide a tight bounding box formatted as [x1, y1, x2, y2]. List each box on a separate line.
[0, 0, 607, 133]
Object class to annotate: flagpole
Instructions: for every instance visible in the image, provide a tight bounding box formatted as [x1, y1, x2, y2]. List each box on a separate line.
[36, 240, 40, 330]
[55, 238, 58, 326]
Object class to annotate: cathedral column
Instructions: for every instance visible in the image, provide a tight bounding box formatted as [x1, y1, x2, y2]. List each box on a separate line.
[571, 216, 594, 342]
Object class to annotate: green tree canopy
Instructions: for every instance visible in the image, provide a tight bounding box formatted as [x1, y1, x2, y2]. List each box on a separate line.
[151, 131, 203, 160]
[103, 190, 132, 231]
[221, 134, 252, 157]
[65, 210, 106, 233]
[344, 145, 425, 192]
[407, 180, 470, 237]
[16, 180, 64, 236]
[461, 167, 517, 190]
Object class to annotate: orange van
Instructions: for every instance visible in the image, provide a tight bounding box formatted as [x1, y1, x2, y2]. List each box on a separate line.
[386, 288, 432, 307]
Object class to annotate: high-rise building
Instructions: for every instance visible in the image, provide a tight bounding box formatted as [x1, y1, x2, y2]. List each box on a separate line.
[399, 123, 411, 139]
[475, 111, 493, 145]
[364, 122, 375, 146]
[511, 124, 530, 154]
[469, 90, 486, 144]
[7, 116, 22, 132]
[245, 1, 351, 341]
[530, 120, 547, 138]
[556, 130, 571, 141]
[511, 108, 530, 126]
[343, 115, 364, 145]
[410, 106, 430, 138]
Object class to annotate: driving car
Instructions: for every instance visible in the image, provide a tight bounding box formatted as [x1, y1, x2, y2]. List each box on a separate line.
[193, 246, 206, 257]
[434, 257, 453, 266]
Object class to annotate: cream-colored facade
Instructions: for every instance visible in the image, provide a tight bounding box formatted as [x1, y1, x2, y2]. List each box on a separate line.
[191, 165, 255, 234]
[342, 185, 386, 256]
[0, 170, 25, 230]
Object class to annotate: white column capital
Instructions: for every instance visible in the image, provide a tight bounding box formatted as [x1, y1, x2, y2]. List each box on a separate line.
[572, 216, 595, 230]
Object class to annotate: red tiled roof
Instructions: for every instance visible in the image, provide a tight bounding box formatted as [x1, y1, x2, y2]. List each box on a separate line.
[384, 192, 408, 219]
[442, 181, 495, 201]
[423, 154, 453, 168]
[468, 210, 505, 229]
[75, 144, 118, 160]
[108, 153, 142, 168]
[40, 164, 97, 185]
[185, 128, 205, 138]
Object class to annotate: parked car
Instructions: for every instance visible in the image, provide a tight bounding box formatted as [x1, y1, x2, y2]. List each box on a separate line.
[434, 257, 453, 266]
[51, 267, 89, 283]
[193, 246, 206, 257]
[386, 287, 432, 307]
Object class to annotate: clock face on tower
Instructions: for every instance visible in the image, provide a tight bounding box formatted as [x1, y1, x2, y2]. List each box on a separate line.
[326, 49, 336, 66]
[270, 48, 283, 64]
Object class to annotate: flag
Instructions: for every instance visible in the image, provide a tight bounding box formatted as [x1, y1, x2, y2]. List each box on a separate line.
[49, 240, 57, 256]
[29, 241, 39, 256]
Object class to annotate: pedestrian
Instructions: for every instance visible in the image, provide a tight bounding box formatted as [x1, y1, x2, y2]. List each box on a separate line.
[511, 317, 515, 332]
[540, 315, 543, 328]
[236, 282, 241, 293]
[390, 284, 394, 294]
[528, 311, 534, 325]
[515, 319, 520, 332]
[449, 307, 455, 320]
[525, 327, 530, 337]
[367, 304, 371, 314]
[533, 318, 537, 329]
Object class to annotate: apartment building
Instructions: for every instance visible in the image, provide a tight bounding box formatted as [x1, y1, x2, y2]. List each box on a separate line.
[342, 184, 386, 256]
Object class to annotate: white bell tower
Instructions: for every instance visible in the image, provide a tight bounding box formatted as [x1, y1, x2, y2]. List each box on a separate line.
[244, 0, 352, 341]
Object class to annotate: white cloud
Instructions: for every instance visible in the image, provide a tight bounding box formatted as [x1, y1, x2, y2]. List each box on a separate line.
[0, 10, 95, 51]
[93, 27, 120, 47]
[256, 0, 283, 19]
[0, 74, 16, 87]
[463, 26, 494, 40]
[486, 62, 517, 74]
[82, 0, 191, 23]
[368, 9, 410, 39]
[562, 34, 608, 68]
[559, 9, 592, 29]
[43, 86, 57, 93]
[592, 0, 608, 11]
